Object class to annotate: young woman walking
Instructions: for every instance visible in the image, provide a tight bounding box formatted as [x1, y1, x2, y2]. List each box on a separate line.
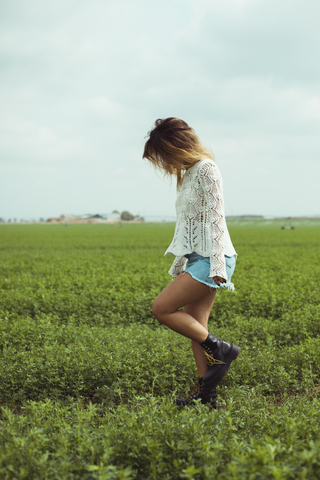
[143, 117, 239, 407]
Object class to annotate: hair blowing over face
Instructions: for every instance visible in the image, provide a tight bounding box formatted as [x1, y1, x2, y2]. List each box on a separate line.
[143, 117, 213, 188]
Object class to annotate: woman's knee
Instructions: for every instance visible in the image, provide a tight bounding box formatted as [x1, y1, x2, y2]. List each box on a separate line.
[152, 298, 166, 322]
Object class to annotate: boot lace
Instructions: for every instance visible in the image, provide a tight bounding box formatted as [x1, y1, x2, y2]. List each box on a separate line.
[190, 380, 201, 396]
[203, 349, 226, 366]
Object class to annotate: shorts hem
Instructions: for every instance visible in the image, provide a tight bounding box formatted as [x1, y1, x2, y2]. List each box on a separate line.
[183, 271, 229, 290]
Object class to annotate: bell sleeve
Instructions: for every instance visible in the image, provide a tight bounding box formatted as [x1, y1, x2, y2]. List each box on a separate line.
[168, 255, 187, 278]
[198, 160, 228, 281]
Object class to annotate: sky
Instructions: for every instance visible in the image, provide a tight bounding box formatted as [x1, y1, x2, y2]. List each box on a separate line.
[1, 0, 320, 221]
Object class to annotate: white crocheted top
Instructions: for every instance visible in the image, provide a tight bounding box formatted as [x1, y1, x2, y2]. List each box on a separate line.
[165, 158, 236, 281]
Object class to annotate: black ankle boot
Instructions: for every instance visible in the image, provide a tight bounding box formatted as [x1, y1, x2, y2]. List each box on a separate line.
[201, 332, 240, 392]
[175, 377, 218, 408]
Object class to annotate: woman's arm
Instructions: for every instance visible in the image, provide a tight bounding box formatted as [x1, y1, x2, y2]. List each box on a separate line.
[198, 160, 228, 282]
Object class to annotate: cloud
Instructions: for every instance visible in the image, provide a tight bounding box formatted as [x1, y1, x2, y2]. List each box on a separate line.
[0, 0, 319, 219]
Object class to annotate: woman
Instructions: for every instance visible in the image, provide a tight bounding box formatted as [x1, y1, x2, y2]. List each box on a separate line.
[143, 117, 239, 407]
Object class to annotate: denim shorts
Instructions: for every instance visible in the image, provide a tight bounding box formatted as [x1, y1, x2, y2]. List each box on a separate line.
[184, 253, 236, 290]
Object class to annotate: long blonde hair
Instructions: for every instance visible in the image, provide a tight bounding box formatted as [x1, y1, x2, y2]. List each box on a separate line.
[143, 117, 213, 188]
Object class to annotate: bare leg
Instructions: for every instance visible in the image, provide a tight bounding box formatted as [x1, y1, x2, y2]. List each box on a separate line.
[152, 272, 216, 344]
[184, 289, 217, 378]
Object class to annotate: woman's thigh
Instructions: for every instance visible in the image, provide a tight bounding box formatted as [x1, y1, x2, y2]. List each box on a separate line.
[184, 289, 217, 328]
[152, 272, 216, 317]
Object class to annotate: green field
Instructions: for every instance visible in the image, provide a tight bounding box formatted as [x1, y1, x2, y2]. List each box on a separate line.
[1, 222, 320, 479]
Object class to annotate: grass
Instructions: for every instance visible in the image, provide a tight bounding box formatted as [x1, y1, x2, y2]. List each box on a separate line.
[0, 222, 320, 479]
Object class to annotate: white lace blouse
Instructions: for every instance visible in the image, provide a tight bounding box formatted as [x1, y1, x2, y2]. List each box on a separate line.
[165, 158, 236, 281]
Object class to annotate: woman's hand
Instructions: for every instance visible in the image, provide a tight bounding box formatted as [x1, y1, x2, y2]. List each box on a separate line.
[213, 276, 227, 286]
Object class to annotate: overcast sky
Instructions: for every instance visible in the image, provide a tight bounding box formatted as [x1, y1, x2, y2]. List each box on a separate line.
[1, 0, 320, 220]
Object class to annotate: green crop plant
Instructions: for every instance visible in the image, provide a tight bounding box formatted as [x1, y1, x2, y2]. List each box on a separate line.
[0, 221, 320, 479]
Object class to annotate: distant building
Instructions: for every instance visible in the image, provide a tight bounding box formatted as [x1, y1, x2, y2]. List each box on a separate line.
[106, 212, 121, 222]
[45, 212, 146, 224]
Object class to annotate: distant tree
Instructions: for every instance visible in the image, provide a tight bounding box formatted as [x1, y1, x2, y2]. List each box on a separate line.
[112, 210, 120, 214]
[7, 219, 11, 223]
[121, 211, 134, 221]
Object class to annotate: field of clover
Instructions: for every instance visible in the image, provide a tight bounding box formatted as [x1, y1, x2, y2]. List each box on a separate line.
[0, 220, 320, 479]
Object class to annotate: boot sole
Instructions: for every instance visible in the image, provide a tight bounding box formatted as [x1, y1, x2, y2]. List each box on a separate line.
[203, 343, 240, 389]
